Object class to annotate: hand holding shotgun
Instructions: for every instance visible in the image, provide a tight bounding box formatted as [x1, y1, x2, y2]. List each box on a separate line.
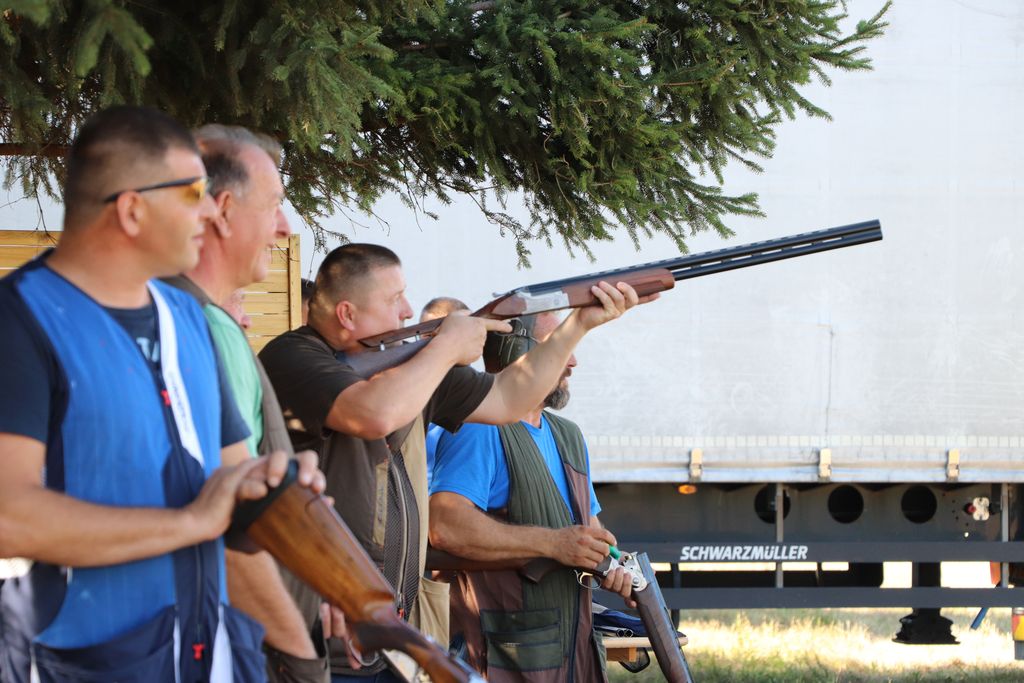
[345, 219, 883, 378]
[232, 463, 485, 683]
[427, 546, 693, 682]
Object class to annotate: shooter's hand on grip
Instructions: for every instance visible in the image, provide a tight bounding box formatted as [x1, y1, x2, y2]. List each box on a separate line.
[433, 314, 512, 366]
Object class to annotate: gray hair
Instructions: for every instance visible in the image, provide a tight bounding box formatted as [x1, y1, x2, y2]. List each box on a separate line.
[193, 124, 283, 196]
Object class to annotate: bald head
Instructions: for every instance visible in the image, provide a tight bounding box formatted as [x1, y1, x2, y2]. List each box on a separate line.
[420, 296, 470, 323]
[531, 311, 561, 342]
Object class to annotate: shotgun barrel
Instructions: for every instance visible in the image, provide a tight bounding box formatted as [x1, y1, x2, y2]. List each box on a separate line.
[425, 547, 694, 682]
[521, 218, 881, 293]
[631, 552, 694, 683]
[353, 219, 882, 356]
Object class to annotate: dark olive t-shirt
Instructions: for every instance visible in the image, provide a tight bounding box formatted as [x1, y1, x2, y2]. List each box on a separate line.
[260, 325, 493, 450]
[258, 325, 493, 673]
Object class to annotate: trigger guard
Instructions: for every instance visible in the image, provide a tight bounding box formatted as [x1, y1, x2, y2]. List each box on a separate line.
[575, 571, 601, 590]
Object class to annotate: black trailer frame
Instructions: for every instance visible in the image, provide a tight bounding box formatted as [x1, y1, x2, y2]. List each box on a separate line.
[597, 481, 1024, 613]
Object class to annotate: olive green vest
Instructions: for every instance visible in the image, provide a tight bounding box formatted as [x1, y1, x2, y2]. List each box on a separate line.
[450, 412, 607, 683]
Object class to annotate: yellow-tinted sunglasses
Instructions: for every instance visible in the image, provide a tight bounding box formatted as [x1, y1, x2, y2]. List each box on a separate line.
[103, 175, 209, 205]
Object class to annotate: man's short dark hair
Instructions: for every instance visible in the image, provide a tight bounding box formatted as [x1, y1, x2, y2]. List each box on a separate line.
[194, 124, 283, 196]
[63, 106, 199, 230]
[300, 278, 315, 304]
[309, 244, 401, 324]
[420, 296, 469, 322]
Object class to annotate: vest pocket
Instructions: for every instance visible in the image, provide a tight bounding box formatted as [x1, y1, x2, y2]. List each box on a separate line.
[31, 606, 176, 683]
[264, 643, 329, 683]
[481, 608, 563, 672]
[221, 603, 267, 682]
[413, 576, 451, 649]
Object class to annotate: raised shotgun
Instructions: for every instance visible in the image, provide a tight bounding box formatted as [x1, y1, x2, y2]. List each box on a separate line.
[345, 219, 882, 377]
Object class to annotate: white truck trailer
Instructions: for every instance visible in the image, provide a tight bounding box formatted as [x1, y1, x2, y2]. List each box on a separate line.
[568, 0, 1024, 648]
[317, 0, 1024, 648]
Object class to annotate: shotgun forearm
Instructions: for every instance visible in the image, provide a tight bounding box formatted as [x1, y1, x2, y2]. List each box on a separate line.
[231, 463, 483, 683]
[426, 547, 692, 680]
[631, 552, 693, 683]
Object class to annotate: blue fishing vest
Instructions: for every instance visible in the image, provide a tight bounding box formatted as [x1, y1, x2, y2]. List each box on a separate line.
[0, 261, 263, 683]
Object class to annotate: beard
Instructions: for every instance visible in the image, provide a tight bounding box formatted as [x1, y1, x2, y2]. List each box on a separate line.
[543, 383, 570, 411]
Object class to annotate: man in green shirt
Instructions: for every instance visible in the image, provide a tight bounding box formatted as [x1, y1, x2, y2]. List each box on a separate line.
[206, 297, 264, 454]
[168, 124, 328, 682]
[186, 125, 289, 451]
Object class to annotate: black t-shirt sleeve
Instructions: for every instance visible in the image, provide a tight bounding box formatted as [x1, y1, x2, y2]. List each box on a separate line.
[426, 365, 495, 432]
[213, 340, 251, 448]
[0, 288, 55, 444]
[259, 329, 360, 437]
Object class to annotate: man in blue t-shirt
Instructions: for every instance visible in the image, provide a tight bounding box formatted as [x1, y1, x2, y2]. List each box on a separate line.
[430, 311, 629, 577]
[0, 106, 324, 683]
[419, 295, 471, 490]
[429, 311, 634, 680]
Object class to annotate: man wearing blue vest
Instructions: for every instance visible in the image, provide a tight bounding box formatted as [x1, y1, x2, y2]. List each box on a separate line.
[429, 311, 633, 682]
[0, 106, 322, 683]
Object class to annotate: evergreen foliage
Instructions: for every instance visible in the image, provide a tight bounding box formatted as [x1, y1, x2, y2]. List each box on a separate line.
[1, 0, 889, 261]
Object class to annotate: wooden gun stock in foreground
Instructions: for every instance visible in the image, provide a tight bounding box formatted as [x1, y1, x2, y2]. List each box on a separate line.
[346, 219, 882, 377]
[232, 463, 484, 683]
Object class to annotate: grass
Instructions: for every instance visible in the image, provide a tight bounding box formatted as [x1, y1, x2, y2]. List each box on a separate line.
[608, 560, 1024, 682]
[608, 608, 1021, 682]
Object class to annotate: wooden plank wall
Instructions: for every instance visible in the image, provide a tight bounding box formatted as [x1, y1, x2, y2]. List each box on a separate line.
[248, 233, 302, 351]
[0, 230, 302, 351]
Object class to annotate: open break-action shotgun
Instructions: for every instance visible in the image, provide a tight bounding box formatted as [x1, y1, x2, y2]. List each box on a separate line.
[345, 219, 883, 377]
[427, 546, 694, 682]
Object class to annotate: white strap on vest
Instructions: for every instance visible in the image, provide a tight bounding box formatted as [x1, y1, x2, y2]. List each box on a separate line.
[209, 605, 234, 683]
[148, 283, 207, 468]
[150, 285, 233, 681]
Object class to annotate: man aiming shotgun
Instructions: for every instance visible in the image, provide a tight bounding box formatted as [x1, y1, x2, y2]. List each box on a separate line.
[344, 220, 882, 379]
[255, 219, 880, 680]
[258, 243, 653, 681]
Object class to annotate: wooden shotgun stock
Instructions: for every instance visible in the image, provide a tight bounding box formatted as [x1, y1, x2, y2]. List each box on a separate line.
[231, 463, 483, 683]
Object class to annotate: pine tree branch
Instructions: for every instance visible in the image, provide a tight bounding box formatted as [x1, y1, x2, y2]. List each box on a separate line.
[0, 0, 891, 261]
